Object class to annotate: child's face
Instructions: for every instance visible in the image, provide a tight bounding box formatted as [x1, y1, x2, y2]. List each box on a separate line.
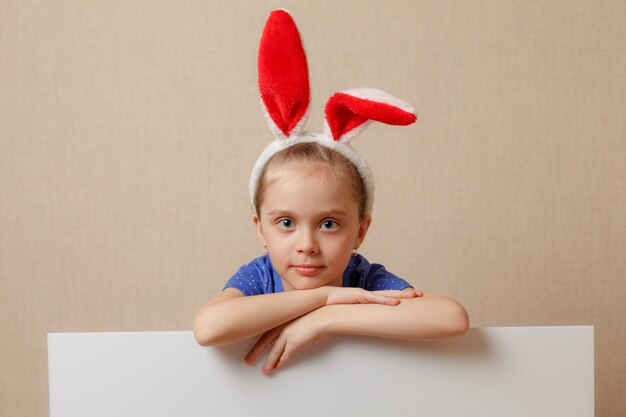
[254, 161, 371, 291]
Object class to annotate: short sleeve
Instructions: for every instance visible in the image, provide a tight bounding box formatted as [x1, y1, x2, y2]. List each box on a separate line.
[343, 255, 413, 291]
[223, 255, 282, 296]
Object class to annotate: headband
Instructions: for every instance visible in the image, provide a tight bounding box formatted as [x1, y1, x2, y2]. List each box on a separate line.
[250, 9, 417, 216]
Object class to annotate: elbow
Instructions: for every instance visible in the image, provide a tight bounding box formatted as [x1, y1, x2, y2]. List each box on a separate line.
[193, 330, 214, 348]
[193, 318, 213, 347]
[447, 300, 470, 337]
[193, 313, 225, 347]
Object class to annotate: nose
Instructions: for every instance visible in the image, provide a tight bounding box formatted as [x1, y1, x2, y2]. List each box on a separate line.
[296, 228, 319, 255]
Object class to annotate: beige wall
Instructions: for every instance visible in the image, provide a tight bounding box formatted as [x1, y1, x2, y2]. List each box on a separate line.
[1, 0, 624, 415]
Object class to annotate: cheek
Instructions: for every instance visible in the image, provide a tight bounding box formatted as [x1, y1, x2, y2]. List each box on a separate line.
[263, 228, 292, 252]
[324, 239, 353, 271]
[322, 233, 354, 252]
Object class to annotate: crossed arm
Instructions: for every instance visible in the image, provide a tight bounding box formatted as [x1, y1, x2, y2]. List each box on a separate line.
[193, 286, 469, 375]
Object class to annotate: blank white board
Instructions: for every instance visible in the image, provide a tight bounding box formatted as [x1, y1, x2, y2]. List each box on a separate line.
[48, 326, 594, 417]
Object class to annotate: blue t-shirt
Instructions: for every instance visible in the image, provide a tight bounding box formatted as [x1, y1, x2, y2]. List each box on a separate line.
[223, 254, 413, 296]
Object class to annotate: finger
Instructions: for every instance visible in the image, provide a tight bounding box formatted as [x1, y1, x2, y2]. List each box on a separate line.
[263, 337, 287, 375]
[246, 329, 280, 365]
[363, 289, 423, 305]
[366, 293, 401, 305]
[403, 289, 424, 298]
[275, 350, 289, 370]
[374, 289, 419, 299]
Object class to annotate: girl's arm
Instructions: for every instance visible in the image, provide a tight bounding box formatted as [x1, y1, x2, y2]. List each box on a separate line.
[322, 291, 469, 340]
[193, 286, 419, 347]
[246, 290, 469, 374]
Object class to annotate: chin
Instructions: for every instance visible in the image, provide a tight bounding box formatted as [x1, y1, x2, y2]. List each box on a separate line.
[290, 281, 322, 291]
[282, 275, 322, 290]
[290, 276, 341, 291]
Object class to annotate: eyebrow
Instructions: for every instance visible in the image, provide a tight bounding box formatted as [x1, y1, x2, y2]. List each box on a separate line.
[318, 209, 349, 217]
[266, 209, 349, 217]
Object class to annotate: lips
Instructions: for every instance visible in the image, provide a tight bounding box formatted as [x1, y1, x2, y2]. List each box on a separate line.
[292, 265, 324, 276]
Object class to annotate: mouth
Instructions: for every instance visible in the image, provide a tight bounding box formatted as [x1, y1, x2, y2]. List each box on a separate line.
[292, 265, 324, 276]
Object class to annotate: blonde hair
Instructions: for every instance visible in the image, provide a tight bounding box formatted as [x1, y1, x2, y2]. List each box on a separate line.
[254, 142, 367, 220]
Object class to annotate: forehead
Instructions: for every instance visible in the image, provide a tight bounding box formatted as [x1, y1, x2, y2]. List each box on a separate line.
[262, 161, 358, 215]
[266, 159, 337, 180]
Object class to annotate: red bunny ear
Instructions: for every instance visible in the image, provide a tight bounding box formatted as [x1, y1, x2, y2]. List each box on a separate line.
[324, 88, 417, 142]
[258, 10, 310, 140]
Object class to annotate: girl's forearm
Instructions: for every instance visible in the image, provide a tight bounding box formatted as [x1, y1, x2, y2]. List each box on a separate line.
[320, 295, 469, 340]
[194, 288, 328, 346]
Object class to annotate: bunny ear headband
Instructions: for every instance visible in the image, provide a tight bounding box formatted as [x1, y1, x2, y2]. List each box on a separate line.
[250, 9, 417, 216]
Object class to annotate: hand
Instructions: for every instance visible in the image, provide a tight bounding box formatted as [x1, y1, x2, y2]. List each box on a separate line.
[325, 287, 422, 306]
[244, 289, 423, 375]
[245, 308, 328, 376]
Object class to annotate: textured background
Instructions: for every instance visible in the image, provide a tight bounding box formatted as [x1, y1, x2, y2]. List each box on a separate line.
[1, 1, 624, 415]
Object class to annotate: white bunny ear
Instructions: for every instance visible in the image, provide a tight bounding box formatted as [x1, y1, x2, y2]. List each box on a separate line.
[324, 88, 417, 143]
[258, 10, 310, 140]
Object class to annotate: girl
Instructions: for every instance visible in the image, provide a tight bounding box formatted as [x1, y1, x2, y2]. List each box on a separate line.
[193, 10, 469, 376]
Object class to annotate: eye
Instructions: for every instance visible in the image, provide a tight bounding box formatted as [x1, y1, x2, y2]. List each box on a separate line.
[320, 219, 339, 230]
[278, 218, 295, 229]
